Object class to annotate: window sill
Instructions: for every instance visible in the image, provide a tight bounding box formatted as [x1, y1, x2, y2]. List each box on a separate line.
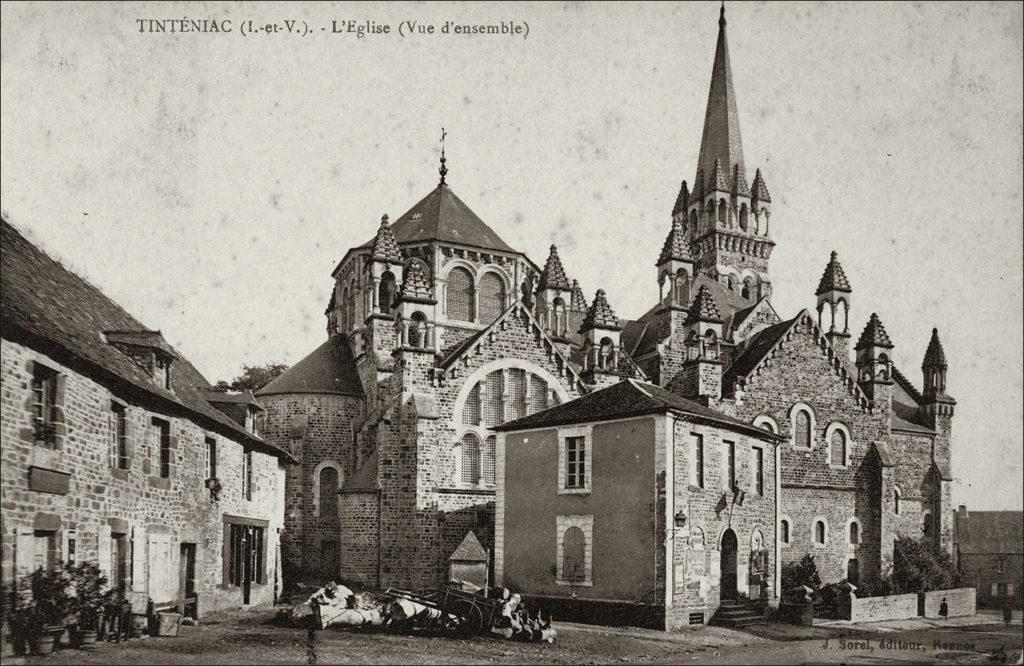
[813, 543, 827, 549]
[558, 488, 591, 496]
[688, 485, 704, 493]
[437, 486, 495, 496]
[555, 579, 593, 587]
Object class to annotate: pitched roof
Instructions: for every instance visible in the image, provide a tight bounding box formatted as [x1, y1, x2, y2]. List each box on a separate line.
[570, 279, 587, 312]
[956, 511, 1024, 555]
[370, 214, 404, 264]
[495, 379, 780, 442]
[855, 313, 894, 350]
[709, 157, 730, 193]
[672, 180, 690, 216]
[104, 329, 176, 356]
[256, 335, 364, 397]
[922, 328, 947, 369]
[696, 5, 746, 190]
[751, 168, 771, 203]
[722, 317, 797, 390]
[359, 183, 518, 255]
[732, 164, 750, 197]
[581, 289, 621, 332]
[205, 389, 263, 408]
[449, 531, 488, 561]
[657, 218, 693, 266]
[815, 251, 852, 295]
[684, 285, 723, 324]
[340, 450, 380, 492]
[538, 244, 572, 291]
[0, 218, 292, 462]
[890, 400, 935, 434]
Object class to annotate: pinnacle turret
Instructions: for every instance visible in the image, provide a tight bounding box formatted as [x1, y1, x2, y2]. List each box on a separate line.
[538, 244, 572, 291]
[855, 313, 894, 350]
[570, 279, 587, 312]
[922, 328, 947, 370]
[751, 168, 771, 203]
[581, 289, 621, 332]
[816, 251, 852, 295]
[732, 164, 750, 197]
[672, 180, 690, 216]
[684, 285, 723, 325]
[400, 260, 433, 301]
[371, 214, 403, 265]
[710, 157, 730, 192]
[657, 219, 694, 266]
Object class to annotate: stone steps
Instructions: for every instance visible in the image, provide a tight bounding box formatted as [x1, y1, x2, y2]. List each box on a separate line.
[710, 599, 765, 627]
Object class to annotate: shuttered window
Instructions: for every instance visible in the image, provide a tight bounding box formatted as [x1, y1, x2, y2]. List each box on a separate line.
[462, 383, 481, 425]
[447, 267, 474, 322]
[461, 433, 480, 485]
[483, 371, 503, 427]
[478, 272, 506, 324]
[507, 369, 526, 421]
[31, 364, 59, 447]
[482, 436, 496, 485]
[527, 376, 548, 415]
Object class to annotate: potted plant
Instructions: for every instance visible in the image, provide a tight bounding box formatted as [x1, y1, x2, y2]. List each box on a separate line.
[205, 477, 223, 501]
[17, 565, 74, 654]
[68, 561, 110, 649]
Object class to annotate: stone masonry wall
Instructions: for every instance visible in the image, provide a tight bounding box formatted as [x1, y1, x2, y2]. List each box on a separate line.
[0, 339, 286, 621]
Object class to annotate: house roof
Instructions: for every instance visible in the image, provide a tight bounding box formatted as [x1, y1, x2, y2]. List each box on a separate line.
[205, 389, 264, 410]
[256, 335, 364, 397]
[357, 183, 518, 255]
[450, 531, 488, 562]
[890, 399, 935, 434]
[956, 511, 1024, 555]
[494, 378, 781, 442]
[0, 218, 293, 463]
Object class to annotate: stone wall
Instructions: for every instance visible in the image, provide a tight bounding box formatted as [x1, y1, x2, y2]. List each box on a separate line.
[846, 592, 918, 622]
[920, 587, 976, 618]
[0, 339, 286, 623]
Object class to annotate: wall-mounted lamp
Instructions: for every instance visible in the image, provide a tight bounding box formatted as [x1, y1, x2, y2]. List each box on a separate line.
[674, 512, 687, 527]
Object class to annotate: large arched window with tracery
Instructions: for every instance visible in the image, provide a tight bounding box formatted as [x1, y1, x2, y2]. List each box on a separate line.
[455, 364, 566, 488]
[447, 267, 475, 322]
[478, 272, 506, 324]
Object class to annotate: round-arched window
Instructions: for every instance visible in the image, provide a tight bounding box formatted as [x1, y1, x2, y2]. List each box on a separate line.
[447, 267, 475, 322]
[478, 272, 506, 324]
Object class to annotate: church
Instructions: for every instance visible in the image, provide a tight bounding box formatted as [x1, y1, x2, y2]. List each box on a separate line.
[256, 4, 956, 601]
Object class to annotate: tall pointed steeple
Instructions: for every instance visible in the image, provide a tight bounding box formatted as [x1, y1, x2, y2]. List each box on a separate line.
[697, 2, 745, 190]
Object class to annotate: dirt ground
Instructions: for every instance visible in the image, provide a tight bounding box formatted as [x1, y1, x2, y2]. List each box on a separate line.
[11, 606, 1024, 665]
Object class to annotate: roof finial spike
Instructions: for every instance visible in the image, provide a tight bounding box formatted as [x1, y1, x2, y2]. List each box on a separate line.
[438, 127, 448, 186]
[720, 0, 726, 26]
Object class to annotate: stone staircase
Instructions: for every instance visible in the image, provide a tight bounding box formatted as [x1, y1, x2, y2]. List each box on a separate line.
[710, 597, 765, 627]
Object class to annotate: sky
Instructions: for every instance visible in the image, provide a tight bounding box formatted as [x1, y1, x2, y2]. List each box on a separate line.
[2, 1, 1022, 510]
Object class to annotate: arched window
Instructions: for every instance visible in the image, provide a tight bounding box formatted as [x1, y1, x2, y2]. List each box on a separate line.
[520, 276, 534, 309]
[830, 428, 847, 467]
[319, 466, 339, 519]
[341, 286, 350, 331]
[482, 435, 496, 484]
[814, 520, 826, 546]
[849, 521, 860, 545]
[599, 337, 614, 370]
[739, 203, 749, 231]
[675, 269, 690, 306]
[462, 383, 481, 425]
[347, 278, 357, 330]
[794, 409, 812, 449]
[408, 312, 426, 348]
[780, 519, 791, 545]
[754, 415, 779, 434]
[922, 512, 933, 538]
[718, 199, 728, 226]
[551, 297, 566, 336]
[483, 371, 503, 427]
[460, 433, 481, 485]
[690, 526, 705, 550]
[447, 267, 475, 322]
[478, 272, 506, 324]
[689, 210, 698, 237]
[562, 527, 586, 582]
[894, 486, 902, 515]
[379, 271, 397, 316]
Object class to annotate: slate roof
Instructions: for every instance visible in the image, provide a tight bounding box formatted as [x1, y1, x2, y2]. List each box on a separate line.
[495, 379, 780, 442]
[358, 183, 518, 255]
[104, 329, 176, 356]
[855, 313, 894, 350]
[696, 5, 746, 189]
[205, 389, 264, 408]
[400, 259, 433, 302]
[569, 279, 587, 312]
[657, 218, 693, 266]
[815, 251, 852, 295]
[450, 531, 488, 562]
[751, 168, 771, 203]
[890, 400, 935, 434]
[538, 244, 572, 291]
[956, 511, 1024, 555]
[0, 218, 292, 462]
[256, 335, 364, 397]
[684, 285, 723, 325]
[732, 164, 750, 197]
[581, 289, 621, 332]
[721, 316, 797, 391]
[923, 328, 947, 369]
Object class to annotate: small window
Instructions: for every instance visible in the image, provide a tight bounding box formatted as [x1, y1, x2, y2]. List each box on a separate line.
[31, 364, 60, 447]
[688, 612, 705, 626]
[780, 519, 791, 545]
[849, 521, 860, 545]
[691, 433, 704, 488]
[894, 486, 902, 515]
[922, 513, 933, 538]
[724, 440, 736, 490]
[753, 447, 764, 495]
[794, 410, 811, 449]
[243, 449, 253, 500]
[206, 437, 217, 480]
[153, 418, 171, 478]
[112, 402, 128, 470]
[33, 530, 58, 572]
[565, 436, 587, 490]
[482, 435, 496, 485]
[460, 433, 480, 485]
[998, 556, 1007, 574]
[319, 466, 339, 519]
[830, 428, 847, 467]
[814, 520, 826, 545]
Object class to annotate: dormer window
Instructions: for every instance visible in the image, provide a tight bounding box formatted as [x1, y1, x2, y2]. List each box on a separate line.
[104, 330, 175, 391]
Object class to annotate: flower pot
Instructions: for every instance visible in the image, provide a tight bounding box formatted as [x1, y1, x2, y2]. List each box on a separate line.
[31, 633, 57, 655]
[77, 629, 98, 649]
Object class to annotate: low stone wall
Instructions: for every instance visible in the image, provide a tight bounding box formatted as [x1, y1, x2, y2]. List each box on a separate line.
[520, 594, 665, 630]
[846, 593, 918, 623]
[919, 588, 976, 618]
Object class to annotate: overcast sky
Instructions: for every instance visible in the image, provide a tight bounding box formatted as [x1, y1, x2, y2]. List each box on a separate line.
[2, 1, 1022, 510]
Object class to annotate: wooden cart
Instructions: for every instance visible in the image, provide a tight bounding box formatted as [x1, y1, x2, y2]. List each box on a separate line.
[384, 584, 505, 637]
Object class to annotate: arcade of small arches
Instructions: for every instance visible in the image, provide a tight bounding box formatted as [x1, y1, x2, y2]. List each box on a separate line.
[581, 337, 619, 372]
[817, 297, 851, 334]
[681, 196, 771, 238]
[453, 361, 571, 488]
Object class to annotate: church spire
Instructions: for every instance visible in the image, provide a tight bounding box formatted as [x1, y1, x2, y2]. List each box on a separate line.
[696, 1, 745, 191]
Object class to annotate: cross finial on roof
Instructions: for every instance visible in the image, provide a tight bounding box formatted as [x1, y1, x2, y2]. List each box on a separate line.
[439, 127, 448, 186]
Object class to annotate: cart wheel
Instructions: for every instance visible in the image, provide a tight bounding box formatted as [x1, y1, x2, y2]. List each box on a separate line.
[448, 599, 483, 639]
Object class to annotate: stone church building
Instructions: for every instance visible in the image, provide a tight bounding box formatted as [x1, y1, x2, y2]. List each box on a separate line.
[258, 5, 956, 593]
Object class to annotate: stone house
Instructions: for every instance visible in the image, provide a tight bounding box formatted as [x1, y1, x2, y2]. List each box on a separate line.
[954, 507, 1023, 608]
[260, 5, 958, 595]
[0, 218, 293, 649]
[494, 379, 782, 629]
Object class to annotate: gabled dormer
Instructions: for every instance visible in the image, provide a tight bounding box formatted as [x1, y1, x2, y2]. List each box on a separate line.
[205, 389, 264, 435]
[104, 329, 175, 391]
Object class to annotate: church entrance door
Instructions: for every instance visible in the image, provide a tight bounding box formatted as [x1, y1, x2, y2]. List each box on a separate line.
[720, 529, 738, 599]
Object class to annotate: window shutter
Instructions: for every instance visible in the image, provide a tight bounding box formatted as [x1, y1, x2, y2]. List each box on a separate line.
[97, 524, 113, 583]
[688, 436, 698, 487]
[123, 412, 134, 464]
[131, 526, 147, 594]
[168, 433, 178, 478]
[991, 583, 999, 596]
[15, 527, 35, 579]
[108, 411, 116, 468]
